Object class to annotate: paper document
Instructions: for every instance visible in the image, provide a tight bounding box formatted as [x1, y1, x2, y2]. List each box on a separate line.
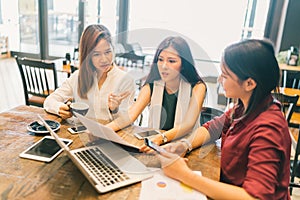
[76, 113, 139, 150]
[139, 170, 207, 200]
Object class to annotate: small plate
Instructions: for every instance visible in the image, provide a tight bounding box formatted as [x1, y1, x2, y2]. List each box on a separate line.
[27, 120, 60, 134]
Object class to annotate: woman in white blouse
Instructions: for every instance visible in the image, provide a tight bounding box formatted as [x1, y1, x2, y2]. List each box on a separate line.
[44, 24, 135, 120]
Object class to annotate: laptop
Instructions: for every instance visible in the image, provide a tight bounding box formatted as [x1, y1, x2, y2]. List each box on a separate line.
[38, 115, 153, 194]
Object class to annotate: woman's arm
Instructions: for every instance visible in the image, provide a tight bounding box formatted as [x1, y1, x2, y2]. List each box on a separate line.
[43, 71, 76, 116]
[108, 74, 135, 115]
[106, 84, 151, 131]
[152, 82, 207, 145]
[161, 156, 257, 200]
[113, 74, 136, 112]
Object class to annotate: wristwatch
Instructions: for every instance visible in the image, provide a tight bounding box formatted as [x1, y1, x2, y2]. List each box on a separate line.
[161, 132, 168, 143]
[180, 138, 193, 153]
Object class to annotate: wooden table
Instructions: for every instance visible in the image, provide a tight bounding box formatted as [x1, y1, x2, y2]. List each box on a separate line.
[0, 105, 220, 200]
[279, 63, 300, 88]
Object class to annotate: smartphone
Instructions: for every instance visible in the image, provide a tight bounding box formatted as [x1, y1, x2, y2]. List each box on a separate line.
[144, 138, 166, 154]
[134, 130, 160, 140]
[19, 136, 72, 162]
[67, 125, 87, 134]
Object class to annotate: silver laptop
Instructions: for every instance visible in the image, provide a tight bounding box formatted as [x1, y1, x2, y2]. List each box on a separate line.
[38, 115, 153, 194]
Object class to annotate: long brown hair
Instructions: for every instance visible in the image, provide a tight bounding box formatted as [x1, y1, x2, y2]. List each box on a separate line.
[78, 24, 112, 98]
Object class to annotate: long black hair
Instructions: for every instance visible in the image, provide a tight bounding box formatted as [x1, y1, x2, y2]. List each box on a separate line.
[145, 36, 204, 87]
[223, 38, 280, 115]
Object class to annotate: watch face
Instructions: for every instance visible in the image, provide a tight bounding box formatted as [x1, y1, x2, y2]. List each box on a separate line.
[162, 133, 168, 143]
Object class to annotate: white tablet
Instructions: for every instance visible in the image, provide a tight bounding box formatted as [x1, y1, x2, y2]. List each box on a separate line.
[19, 136, 72, 162]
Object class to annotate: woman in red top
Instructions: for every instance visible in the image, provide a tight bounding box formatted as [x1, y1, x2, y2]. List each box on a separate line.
[158, 39, 291, 199]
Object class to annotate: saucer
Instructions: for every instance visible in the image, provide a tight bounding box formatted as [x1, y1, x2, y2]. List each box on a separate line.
[27, 120, 60, 134]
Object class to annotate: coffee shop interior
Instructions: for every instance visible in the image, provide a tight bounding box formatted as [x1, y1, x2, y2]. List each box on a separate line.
[1, 0, 300, 199]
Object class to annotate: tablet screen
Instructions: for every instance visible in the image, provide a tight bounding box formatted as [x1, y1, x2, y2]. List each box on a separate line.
[26, 137, 68, 158]
[20, 136, 72, 162]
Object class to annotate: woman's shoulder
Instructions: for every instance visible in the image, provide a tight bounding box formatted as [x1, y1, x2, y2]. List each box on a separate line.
[191, 81, 207, 93]
[193, 81, 206, 88]
[250, 103, 289, 136]
[67, 70, 80, 82]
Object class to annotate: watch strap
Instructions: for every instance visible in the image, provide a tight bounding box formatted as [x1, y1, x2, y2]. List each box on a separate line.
[180, 138, 193, 153]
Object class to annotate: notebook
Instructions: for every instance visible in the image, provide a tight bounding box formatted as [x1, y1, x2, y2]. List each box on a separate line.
[38, 115, 153, 194]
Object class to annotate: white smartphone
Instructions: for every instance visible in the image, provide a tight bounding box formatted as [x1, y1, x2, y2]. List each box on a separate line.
[144, 138, 166, 154]
[67, 125, 87, 134]
[19, 136, 72, 162]
[134, 130, 160, 140]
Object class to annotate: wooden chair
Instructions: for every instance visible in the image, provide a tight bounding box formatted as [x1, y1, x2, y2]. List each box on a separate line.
[73, 47, 79, 61]
[15, 56, 58, 107]
[291, 72, 300, 89]
[127, 43, 144, 56]
[272, 92, 300, 194]
[114, 43, 126, 54]
[200, 106, 224, 125]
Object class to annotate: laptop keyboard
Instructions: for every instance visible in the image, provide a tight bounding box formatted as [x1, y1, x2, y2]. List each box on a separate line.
[75, 147, 130, 187]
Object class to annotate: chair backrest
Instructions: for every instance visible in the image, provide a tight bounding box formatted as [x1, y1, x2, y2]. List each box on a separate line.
[272, 92, 299, 124]
[73, 47, 79, 61]
[114, 43, 126, 54]
[127, 43, 144, 56]
[200, 106, 224, 125]
[292, 72, 300, 89]
[115, 52, 146, 69]
[15, 56, 58, 107]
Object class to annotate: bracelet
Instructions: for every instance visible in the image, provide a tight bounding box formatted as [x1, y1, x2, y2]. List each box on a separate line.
[180, 138, 193, 153]
[161, 132, 168, 143]
[109, 107, 119, 114]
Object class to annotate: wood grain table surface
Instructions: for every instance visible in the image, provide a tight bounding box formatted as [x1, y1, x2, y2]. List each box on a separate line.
[0, 105, 220, 200]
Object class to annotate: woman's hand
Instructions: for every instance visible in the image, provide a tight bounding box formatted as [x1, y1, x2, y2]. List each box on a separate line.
[140, 135, 164, 153]
[58, 101, 72, 119]
[108, 91, 131, 112]
[162, 141, 189, 157]
[158, 150, 191, 182]
[139, 137, 188, 157]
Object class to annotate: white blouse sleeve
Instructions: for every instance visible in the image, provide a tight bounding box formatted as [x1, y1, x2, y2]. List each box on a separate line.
[43, 71, 79, 115]
[109, 71, 136, 119]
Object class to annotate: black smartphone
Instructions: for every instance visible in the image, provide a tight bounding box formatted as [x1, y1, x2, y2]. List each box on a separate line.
[134, 130, 160, 140]
[67, 125, 87, 134]
[144, 138, 166, 154]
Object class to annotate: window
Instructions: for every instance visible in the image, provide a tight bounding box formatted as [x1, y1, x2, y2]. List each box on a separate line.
[85, 0, 118, 35]
[19, 0, 39, 54]
[128, 0, 270, 77]
[0, 0, 3, 24]
[0, 0, 270, 62]
[47, 0, 80, 57]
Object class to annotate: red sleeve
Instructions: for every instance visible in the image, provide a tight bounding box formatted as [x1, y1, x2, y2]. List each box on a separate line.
[202, 108, 232, 142]
[242, 122, 291, 199]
